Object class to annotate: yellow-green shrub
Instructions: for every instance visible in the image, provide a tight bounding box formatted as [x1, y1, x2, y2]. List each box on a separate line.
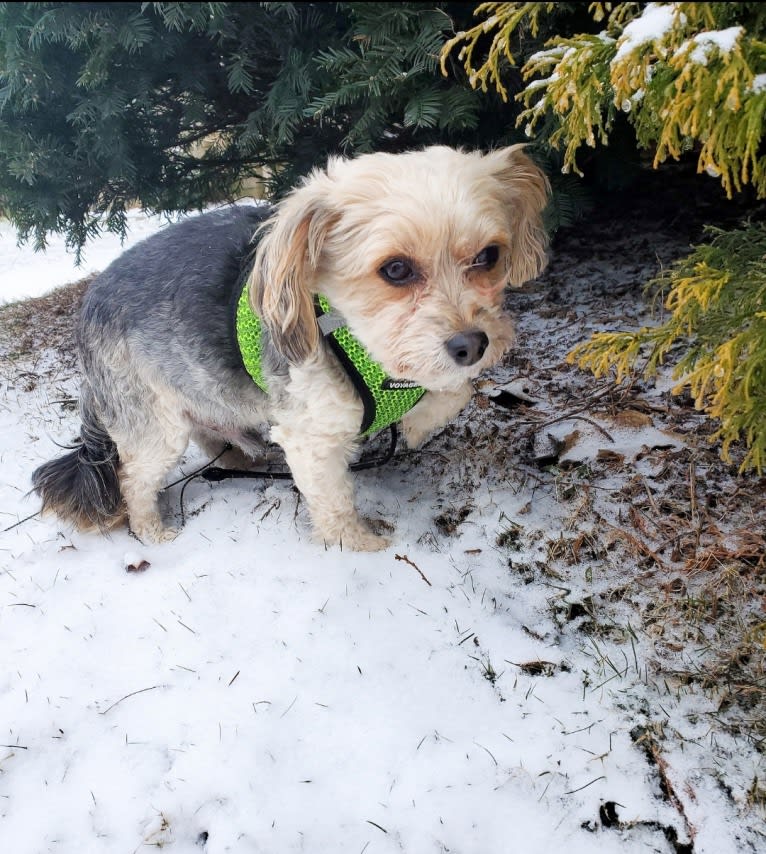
[443, 2, 766, 470]
[570, 224, 766, 472]
[443, 3, 766, 192]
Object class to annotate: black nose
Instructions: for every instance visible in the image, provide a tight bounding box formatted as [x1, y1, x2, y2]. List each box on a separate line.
[446, 330, 489, 367]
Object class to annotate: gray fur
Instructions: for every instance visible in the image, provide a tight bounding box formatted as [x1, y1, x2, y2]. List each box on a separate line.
[32, 205, 282, 536]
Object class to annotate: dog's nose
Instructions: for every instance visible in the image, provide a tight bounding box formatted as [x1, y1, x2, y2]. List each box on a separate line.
[445, 330, 489, 366]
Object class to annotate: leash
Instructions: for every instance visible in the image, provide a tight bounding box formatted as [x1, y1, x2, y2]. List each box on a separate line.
[174, 424, 399, 526]
[199, 423, 399, 481]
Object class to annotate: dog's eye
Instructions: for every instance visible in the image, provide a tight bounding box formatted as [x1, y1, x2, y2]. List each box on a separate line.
[471, 245, 500, 271]
[379, 258, 420, 286]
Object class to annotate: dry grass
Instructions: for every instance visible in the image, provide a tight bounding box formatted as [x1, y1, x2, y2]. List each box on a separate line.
[0, 275, 92, 366]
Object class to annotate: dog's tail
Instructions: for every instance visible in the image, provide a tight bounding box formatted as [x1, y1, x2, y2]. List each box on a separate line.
[31, 396, 125, 531]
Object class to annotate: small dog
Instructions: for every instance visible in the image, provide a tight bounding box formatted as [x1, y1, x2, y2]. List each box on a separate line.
[32, 145, 549, 551]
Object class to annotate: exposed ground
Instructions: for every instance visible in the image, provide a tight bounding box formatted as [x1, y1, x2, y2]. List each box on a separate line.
[1, 168, 764, 852]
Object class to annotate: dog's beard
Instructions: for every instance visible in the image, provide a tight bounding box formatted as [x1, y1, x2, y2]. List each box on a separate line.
[344, 299, 516, 393]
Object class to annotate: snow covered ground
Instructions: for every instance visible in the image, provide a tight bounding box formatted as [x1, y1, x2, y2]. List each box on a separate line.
[1, 204, 763, 853]
[0, 211, 175, 305]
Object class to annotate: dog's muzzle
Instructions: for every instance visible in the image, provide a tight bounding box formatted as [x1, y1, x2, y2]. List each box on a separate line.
[445, 330, 489, 367]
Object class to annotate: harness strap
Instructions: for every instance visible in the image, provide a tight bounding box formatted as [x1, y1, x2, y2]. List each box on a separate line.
[235, 285, 426, 436]
[313, 296, 425, 436]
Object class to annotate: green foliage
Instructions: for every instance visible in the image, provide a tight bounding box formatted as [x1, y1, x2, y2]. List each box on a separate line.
[310, 5, 479, 143]
[570, 224, 766, 473]
[0, 2, 530, 255]
[265, 2, 507, 194]
[0, 2, 310, 255]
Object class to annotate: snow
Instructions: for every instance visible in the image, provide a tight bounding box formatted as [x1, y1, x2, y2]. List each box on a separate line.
[0, 211, 175, 306]
[681, 27, 744, 66]
[612, 6, 743, 68]
[612, 2, 678, 62]
[1, 208, 764, 853]
[0, 202, 260, 306]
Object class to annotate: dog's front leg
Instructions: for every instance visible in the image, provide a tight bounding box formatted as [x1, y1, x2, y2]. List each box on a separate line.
[270, 418, 390, 553]
[401, 383, 473, 449]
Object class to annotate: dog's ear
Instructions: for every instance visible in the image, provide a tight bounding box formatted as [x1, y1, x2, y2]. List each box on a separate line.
[249, 170, 338, 363]
[487, 145, 550, 287]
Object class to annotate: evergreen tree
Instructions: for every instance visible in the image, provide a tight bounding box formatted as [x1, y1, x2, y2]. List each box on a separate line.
[0, 2, 520, 256]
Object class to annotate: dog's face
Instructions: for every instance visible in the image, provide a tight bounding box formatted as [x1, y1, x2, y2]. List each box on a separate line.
[252, 146, 549, 392]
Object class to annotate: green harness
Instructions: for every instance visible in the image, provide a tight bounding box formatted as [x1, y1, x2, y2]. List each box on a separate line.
[236, 286, 426, 437]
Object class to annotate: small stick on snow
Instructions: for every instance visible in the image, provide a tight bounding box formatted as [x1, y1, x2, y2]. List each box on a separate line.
[395, 553, 432, 586]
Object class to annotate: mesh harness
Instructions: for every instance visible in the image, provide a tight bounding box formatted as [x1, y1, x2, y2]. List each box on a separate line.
[235, 285, 425, 436]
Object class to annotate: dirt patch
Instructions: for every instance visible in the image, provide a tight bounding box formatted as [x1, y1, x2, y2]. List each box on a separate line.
[0, 275, 91, 366]
[399, 167, 766, 759]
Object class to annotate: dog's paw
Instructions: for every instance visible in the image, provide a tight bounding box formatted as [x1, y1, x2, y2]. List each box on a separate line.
[344, 529, 391, 552]
[401, 385, 473, 448]
[130, 520, 179, 544]
[156, 526, 180, 544]
[316, 519, 391, 552]
[402, 421, 433, 450]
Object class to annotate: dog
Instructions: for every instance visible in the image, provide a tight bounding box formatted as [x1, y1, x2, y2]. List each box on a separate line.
[32, 145, 549, 551]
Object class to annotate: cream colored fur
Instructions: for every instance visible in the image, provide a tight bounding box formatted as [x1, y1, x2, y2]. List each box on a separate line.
[247, 145, 549, 550]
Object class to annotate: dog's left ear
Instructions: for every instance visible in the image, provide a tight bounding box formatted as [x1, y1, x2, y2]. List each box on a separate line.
[249, 168, 338, 363]
[486, 145, 550, 286]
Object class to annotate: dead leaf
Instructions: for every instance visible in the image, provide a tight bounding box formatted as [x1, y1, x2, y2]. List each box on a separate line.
[126, 559, 151, 573]
[597, 449, 625, 465]
[560, 429, 581, 456]
[610, 410, 654, 429]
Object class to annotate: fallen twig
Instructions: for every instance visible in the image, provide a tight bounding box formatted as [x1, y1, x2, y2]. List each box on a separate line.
[564, 775, 606, 795]
[2, 510, 40, 532]
[395, 553, 432, 586]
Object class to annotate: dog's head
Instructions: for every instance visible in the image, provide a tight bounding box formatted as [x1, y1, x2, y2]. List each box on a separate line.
[250, 145, 549, 391]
